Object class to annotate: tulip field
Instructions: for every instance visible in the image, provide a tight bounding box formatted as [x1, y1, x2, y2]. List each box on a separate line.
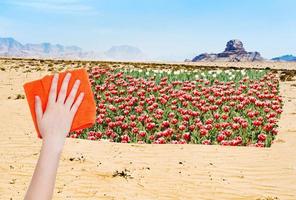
[69, 66, 283, 147]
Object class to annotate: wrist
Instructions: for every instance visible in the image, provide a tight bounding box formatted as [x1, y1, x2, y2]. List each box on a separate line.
[41, 137, 65, 156]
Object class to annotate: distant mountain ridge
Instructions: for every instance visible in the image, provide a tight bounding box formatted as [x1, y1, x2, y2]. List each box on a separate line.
[272, 55, 296, 62]
[2, 37, 294, 62]
[105, 45, 145, 60]
[0, 37, 83, 58]
[0, 37, 145, 61]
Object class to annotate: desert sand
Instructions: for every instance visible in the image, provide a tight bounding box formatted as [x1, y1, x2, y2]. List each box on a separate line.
[0, 58, 296, 200]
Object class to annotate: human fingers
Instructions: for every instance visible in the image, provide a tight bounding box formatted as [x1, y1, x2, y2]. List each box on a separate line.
[64, 79, 81, 109]
[47, 73, 59, 106]
[35, 95, 43, 135]
[70, 92, 84, 116]
[57, 72, 71, 104]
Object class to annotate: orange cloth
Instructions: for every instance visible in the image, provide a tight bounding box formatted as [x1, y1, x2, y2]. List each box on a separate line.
[23, 68, 96, 139]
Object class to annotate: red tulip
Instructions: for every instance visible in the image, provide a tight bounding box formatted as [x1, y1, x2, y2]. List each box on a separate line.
[121, 134, 130, 143]
[171, 118, 178, 125]
[217, 134, 225, 142]
[200, 128, 208, 136]
[162, 121, 170, 128]
[223, 106, 230, 112]
[139, 131, 146, 137]
[258, 133, 267, 141]
[202, 140, 211, 145]
[231, 123, 240, 130]
[253, 120, 262, 127]
[183, 132, 191, 141]
[179, 125, 186, 131]
[168, 112, 175, 118]
[222, 114, 228, 120]
[146, 122, 156, 130]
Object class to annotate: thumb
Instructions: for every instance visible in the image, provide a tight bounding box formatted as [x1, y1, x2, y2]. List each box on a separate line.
[35, 96, 43, 124]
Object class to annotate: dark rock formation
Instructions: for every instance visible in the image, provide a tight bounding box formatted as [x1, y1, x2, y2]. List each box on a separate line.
[192, 40, 263, 62]
[192, 53, 217, 62]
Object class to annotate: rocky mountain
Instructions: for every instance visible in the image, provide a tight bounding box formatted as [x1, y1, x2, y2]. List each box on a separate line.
[0, 37, 145, 61]
[272, 55, 296, 62]
[0, 37, 24, 55]
[191, 40, 263, 62]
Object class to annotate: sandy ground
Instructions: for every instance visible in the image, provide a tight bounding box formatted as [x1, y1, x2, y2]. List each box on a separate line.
[0, 59, 296, 200]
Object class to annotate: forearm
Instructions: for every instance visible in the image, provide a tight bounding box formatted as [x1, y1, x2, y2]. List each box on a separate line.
[24, 140, 63, 200]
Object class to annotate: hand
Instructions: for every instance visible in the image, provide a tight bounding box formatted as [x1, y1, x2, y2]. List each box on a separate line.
[24, 72, 84, 200]
[35, 72, 84, 152]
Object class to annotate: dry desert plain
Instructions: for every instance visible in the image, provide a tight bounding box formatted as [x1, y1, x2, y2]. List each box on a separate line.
[0, 58, 296, 200]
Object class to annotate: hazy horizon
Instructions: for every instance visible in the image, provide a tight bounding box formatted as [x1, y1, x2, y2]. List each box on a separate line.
[0, 0, 295, 61]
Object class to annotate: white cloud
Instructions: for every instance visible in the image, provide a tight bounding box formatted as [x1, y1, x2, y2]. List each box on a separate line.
[3, 0, 98, 14]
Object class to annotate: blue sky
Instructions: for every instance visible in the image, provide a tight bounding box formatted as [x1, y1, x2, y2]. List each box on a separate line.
[0, 0, 295, 60]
